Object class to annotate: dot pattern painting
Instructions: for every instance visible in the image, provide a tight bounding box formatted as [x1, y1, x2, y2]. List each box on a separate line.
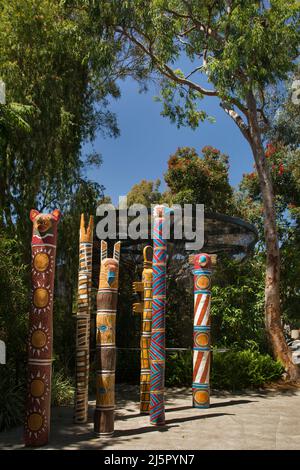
[24, 209, 60, 447]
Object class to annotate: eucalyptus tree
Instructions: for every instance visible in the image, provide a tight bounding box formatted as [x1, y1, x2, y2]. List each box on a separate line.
[95, 0, 300, 378]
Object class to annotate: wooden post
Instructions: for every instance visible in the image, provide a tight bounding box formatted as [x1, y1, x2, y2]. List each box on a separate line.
[150, 206, 167, 426]
[94, 241, 121, 437]
[24, 209, 61, 447]
[74, 214, 93, 423]
[189, 253, 217, 408]
[133, 246, 153, 414]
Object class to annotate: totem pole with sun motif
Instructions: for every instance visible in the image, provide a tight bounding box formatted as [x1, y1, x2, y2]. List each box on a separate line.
[24, 209, 61, 447]
[190, 253, 216, 409]
[74, 214, 94, 423]
[94, 241, 121, 437]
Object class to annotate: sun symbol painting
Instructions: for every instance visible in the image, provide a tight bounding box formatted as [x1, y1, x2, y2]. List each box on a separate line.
[24, 209, 61, 447]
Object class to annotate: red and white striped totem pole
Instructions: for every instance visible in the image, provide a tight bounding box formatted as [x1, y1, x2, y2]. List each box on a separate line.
[192, 253, 214, 409]
[24, 209, 61, 446]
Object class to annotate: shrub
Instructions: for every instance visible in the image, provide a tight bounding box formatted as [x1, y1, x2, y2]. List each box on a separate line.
[211, 349, 284, 391]
[51, 371, 74, 406]
[166, 351, 192, 387]
[0, 367, 24, 432]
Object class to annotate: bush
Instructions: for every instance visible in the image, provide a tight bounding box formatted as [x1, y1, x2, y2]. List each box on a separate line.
[211, 349, 284, 391]
[0, 367, 24, 432]
[166, 351, 192, 387]
[51, 371, 74, 406]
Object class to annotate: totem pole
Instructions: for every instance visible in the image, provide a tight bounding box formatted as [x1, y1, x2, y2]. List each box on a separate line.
[133, 246, 153, 414]
[150, 206, 168, 426]
[74, 214, 94, 423]
[94, 241, 121, 437]
[190, 253, 216, 408]
[24, 209, 61, 447]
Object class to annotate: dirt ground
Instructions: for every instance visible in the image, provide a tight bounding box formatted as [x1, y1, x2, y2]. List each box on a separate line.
[1, 385, 300, 450]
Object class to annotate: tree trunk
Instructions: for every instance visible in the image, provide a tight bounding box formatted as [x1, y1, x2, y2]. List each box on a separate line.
[246, 92, 300, 381]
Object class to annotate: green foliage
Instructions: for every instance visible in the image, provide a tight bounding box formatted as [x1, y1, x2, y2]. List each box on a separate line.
[211, 349, 284, 391]
[127, 179, 161, 206]
[0, 0, 118, 246]
[166, 351, 192, 387]
[51, 371, 74, 407]
[0, 365, 24, 432]
[164, 146, 235, 213]
[211, 256, 267, 351]
[0, 234, 28, 372]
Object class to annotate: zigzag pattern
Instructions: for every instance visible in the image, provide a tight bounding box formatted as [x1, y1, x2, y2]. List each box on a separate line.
[150, 393, 164, 424]
[149, 331, 165, 361]
[151, 299, 165, 330]
[149, 206, 167, 426]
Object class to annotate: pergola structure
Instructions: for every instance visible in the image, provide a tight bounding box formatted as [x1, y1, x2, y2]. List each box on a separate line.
[91, 209, 258, 285]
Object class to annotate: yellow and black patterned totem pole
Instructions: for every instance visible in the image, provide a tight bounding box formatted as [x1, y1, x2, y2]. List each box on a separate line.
[94, 241, 121, 437]
[133, 246, 153, 413]
[24, 209, 60, 447]
[74, 214, 94, 423]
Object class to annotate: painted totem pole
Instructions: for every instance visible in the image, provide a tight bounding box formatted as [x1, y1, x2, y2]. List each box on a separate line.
[150, 206, 168, 426]
[24, 209, 61, 447]
[133, 246, 153, 414]
[94, 241, 121, 437]
[74, 214, 94, 423]
[191, 253, 215, 408]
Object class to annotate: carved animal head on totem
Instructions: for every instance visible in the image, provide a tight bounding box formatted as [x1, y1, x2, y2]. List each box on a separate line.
[30, 209, 61, 234]
[80, 213, 94, 243]
[99, 240, 121, 289]
[194, 253, 212, 270]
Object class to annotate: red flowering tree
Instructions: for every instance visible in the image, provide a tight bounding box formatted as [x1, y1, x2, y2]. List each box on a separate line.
[164, 146, 235, 213]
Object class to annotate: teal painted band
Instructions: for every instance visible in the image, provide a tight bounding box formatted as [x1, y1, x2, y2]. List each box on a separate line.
[192, 383, 209, 389]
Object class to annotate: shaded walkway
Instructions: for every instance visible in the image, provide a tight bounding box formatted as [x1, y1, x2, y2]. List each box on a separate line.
[0, 385, 299, 450]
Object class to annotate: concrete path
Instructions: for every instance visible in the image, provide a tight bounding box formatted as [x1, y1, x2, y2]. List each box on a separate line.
[1, 385, 300, 450]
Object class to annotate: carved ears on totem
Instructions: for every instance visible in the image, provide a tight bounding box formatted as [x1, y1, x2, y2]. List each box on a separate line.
[51, 209, 61, 221]
[30, 209, 40, 222]
[30, 209, 61, 222]
[101, 240, 108, 262]
[100, 240, 121, 262]
[113, 241, 121, 262]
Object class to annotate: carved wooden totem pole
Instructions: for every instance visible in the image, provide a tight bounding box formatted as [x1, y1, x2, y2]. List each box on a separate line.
[191, 253, 215, 408]
[24, 209, 60, 447]
[133, 246, 153, 414]
[94, 241, 121, 437]
[150, 206, 168, 426]
[74, 214, 94, 423]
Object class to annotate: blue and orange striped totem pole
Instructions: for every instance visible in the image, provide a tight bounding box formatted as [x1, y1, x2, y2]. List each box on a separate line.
[150, 205, 168, 426]
[191, 253, 214, 408]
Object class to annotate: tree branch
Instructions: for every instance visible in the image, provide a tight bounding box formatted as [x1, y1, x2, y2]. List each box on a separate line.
[116, 27, 218, 97]
[220, 101, 251, 142]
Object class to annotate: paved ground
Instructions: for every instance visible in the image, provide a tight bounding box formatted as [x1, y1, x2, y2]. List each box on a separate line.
[1, 385, 300, 450]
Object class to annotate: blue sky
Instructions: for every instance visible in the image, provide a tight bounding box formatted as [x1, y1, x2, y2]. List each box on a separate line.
[85, 77, 254, 205]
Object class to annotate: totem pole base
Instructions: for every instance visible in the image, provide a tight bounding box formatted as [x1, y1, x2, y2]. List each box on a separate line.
[94, 409, 114, 437]
[192, 384, 210, 408]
